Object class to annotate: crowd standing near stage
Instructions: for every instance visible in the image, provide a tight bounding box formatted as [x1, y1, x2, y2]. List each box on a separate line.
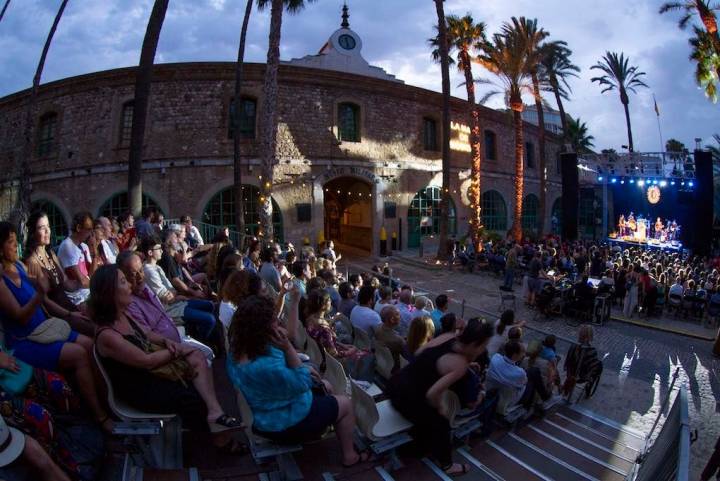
[0, 206, 613, 479]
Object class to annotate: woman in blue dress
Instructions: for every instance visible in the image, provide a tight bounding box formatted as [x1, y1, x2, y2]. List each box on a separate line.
[0, 222, 111, 432]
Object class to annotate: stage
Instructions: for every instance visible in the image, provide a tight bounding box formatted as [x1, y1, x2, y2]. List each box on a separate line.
[607, 237, 683, 252]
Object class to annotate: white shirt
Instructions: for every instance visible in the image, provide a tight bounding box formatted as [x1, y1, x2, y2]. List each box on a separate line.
[189, 225, 204, 246]
[143, 263, 174, 299]
[57, 237, 92, 277]
[101, 239, 118, 264]
[350, 305, 382, 334]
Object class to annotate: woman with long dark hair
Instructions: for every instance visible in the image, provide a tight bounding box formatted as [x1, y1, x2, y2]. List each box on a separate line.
[22, 210, 94, 336]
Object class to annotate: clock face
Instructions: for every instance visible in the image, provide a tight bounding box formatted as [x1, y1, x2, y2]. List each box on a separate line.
[647, 185, 661, 204]
[338, 34, 356, 50]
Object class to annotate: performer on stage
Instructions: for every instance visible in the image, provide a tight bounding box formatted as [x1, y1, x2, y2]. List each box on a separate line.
[627, 212, 637, 234]
[655, 217, 664, 239]
[618, 214, 626, 237]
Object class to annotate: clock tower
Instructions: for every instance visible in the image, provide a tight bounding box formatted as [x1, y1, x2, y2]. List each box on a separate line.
[285, 3, 402, 83]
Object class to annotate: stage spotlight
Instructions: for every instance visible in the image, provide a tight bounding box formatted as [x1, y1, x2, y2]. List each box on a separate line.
[620, 180, 625, 184]
[637, 180, 645, 186]
[611, 177, 617, 183]
[681, 181, 686, 186]
[629, 179, 635, 184]
[688, 181, 694, 187]
[659, 180, 667, 187]
[652, 180, 658, 185]
[670, 180, 676, 186]
[598, 176, 603, 181]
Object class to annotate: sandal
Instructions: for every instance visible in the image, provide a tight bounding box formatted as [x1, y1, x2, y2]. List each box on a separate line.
[342, 450, 371, 468]
[442, 462, 470, 477]
[216, 438, 248, 455]
[208, 414, 243, 433]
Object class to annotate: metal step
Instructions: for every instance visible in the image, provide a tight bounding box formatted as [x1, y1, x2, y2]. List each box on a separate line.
[493, 434, 593, 481]
[470, 441, 547, 481]
[557, 407, 646, 451]
[515, 426, 628, 481]
[534, 420, 636, 472]
[566, 405, 646, 440]
[546, 414, 642, 460]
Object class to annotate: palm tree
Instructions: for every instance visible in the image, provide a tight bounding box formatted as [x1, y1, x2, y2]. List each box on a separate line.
[10, 0, 69, 240]
[477, 32, 535, 242]
[256, 0, 315, 241]
[705, 133, 720, 159]
[504, 17, 550, 236]
[661, 1, 720, 99]
[0, 0, 11, 23]
[566, 117, 595, 154]
[128, 0, 170, 217]
[590, 52, 648, 153]
[431, 0, 452, 260]
[232, 0, 254, 238]
[540, 42, 579, 140]
[430, 13, 486, 253]
[689, 25, 720, 101]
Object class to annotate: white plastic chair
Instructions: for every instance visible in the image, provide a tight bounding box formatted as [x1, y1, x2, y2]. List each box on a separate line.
[353, 327, 373, 351]
[93, 347, 182, 470]
[374, 343, 395, 381]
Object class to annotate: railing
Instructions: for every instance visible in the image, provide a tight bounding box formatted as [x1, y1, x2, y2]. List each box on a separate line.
[578, 152, 697, 181]
[162, 219, 251, 250]
[633, 369, 690, 481]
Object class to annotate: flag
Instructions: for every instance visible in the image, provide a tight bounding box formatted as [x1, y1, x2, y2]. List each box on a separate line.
[653, 95, 660, 117]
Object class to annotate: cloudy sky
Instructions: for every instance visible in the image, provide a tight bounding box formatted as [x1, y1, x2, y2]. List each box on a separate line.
[0, 0, 717, 152]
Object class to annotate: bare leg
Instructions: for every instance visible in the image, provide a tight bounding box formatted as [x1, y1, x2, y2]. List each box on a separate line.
[333, 395, 359, 465]
[58, 343, 110, 428]
[186, 350, 224, 422]
[22, 434, 72, 481]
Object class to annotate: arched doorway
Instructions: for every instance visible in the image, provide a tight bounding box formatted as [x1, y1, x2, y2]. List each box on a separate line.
[323, 177, 372, 252]
[521, 194, 540, 233]
[202, 185, 283, 241]
[481, 190, 507, 233]
[408, 186, 456, 248]
[98, 191, 163, 219]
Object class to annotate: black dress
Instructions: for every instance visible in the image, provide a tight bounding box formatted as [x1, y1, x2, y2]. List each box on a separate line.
[387, 339, 455, 467]
[97, 318, 208, 432]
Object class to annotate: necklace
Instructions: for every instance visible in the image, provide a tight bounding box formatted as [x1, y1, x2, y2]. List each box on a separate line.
[34, 249, 60, 286]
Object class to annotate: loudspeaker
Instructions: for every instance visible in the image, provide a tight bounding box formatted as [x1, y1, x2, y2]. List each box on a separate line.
[693, 150, 713, 255]
[560, 153, 579, 241]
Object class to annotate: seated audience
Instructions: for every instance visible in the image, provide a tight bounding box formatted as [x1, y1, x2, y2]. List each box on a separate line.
[396, 289, 416, 336]
[159, 231, 208, 300]
[388, 319, 494, 476]
[220, 270, 267, 329]
[413, 296, 433, 318]
[22, 211, 94, 336]
[0, 415, 72, 481]
[259, 245, 282, 293]
[430, 294, 449, 332]
[57, 212, 100, 290]
[374, 286, 393, 314]
[291, 260, 312, 299]
[337, 282, 357, 319]
[115, 212, 137, 252]
[95, 216, 119, 265]
[90, 264, 240, 437]
[437, 312, 461, 337]
[563, 325, 603, 398]
[486, 309, 518, 357]
[405, 316, 435, 360]
[181, 215, 204, 249]
[0, 222, 111, 432]
[349, 285, 381, 335]
[226, 294, 366, 467]
[134, 206, 157, 241]
[373, 306, 404, 371]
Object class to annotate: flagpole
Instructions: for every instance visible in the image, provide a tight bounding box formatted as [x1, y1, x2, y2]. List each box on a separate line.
[653, 93, 664, 153]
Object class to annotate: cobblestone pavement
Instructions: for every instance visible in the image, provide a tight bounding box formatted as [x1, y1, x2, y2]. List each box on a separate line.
[346, 258, 720, 479]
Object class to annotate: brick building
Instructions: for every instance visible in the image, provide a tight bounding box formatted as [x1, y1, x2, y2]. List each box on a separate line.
[0, 8, 563, 254]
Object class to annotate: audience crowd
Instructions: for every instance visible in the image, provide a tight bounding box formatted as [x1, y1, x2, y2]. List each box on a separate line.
[0, 208, 608, 479]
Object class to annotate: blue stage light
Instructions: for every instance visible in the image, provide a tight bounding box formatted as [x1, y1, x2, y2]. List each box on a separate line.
[652, 180, 658, 185]
[629, 179, 635, 184]
[620, 180, 625, 185]
[659, 180, 667, 187]
[598, 176, 603, 181]
[670, 181, 676, 186]
[637, 180, 645, 186]
[681, 181, 686, 186]
[610, 178, 617, 183]
[688, 181, 694, 187]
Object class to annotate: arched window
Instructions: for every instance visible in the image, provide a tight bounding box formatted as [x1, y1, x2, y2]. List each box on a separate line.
[521, 194, 540, 231]
[551, 197, 563, 235]
[31, 199, 68, 247]
[37, 112, 58, 157]
[98, 192, 163, 219]
[525, 141, 535, 169]
[481, 190, 507, 232]
[338, 102, 360, 142]
[120, 100, 134, 145]
[228, 97, 257, 139]
[407, 187, 456, 248]
[484, 130, 497, 160]
[202, 185, 283, 241]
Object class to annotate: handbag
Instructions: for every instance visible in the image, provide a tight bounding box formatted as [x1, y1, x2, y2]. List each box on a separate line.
[25, 317, 71, 344]
[0, 350, 33, 396]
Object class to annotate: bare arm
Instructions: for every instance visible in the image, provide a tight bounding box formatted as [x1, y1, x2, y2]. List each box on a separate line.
[426, 354, 468, 410]
[0, 279, 44, 326]
[97, 330, 176, 370]
[284, 284, 301, 344]
[65, 265, 89, 289]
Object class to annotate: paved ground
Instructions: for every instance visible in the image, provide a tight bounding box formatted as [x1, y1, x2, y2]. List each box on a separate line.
[344, 254, 720, 480]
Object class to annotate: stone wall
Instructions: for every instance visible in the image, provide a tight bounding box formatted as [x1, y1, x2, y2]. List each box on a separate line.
[0, 62, 564, 252]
